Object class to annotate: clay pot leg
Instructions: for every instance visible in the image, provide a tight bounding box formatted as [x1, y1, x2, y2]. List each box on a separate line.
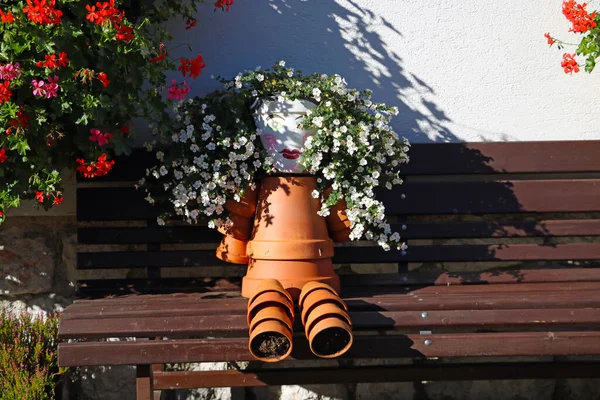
[299, 282, 353, 358]
[247, 279, 295, 362]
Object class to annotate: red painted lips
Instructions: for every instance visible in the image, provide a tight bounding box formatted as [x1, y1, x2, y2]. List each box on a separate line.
[280, 149, 301, 160]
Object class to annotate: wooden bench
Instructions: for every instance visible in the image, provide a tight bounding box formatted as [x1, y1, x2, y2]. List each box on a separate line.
[58, 140, 600, 399]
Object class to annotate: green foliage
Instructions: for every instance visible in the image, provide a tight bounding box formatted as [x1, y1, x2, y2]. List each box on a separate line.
[0, 0, 223, 224]
[0, 310, 66, 400]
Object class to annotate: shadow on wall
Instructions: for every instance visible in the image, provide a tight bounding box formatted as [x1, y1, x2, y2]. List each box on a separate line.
[180, 0, 457, 143]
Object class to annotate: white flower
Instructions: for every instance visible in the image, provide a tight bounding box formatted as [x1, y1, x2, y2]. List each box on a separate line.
[256, 74, 264, 82]
[157, 217, 165, 226]
[333, 119, 340, 126]
[311, 190, 320, 198]
[287, 71, 293, 77]
[251, 90, 258, 97]
[156, 151, 164, 161]
[159, 166, 168, 176]
[312, 116, 324, 128]
[278, 60, 286, 67]
[312, 88, 321, 98]
[207, 143, 216, 150]
[340, 126, 348, 133]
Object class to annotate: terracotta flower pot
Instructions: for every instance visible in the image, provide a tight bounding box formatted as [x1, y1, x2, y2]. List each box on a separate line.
[323, 187, 351, 242]
[215, 235, 249, 264]
[249, 305, 294, 333]
[249, 319, 293, 362]
[241, 176, 341, 299]
[300, 285, 348, 326]
[304, 302, 352, 336]
[248, 279, 293, 305]
[217, 212, 253, 241]
[224, 185, 259, 218]
[307, 316, 353, 358]
[247, 291, 294, 324]
[298, 281, 340, 309]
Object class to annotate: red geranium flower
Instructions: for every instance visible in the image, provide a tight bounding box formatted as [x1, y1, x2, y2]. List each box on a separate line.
[544, 32, 555, 45]
[97, 72, 110, 87]
[178, 54, 206, 79]
[214, 0, 234, 12]
[76, 154, 115, 178]
[561, 53, 580, 74]
[86, 0, 123, 25]
[0, 148, 7, 163]
[0, 81, 12, 103]
[0, 10, 14, 23]
[35, 190, 45, 203]
[562, 0, 597, 33]
[115, 24, 134, 42]
[23, 0, 63, 25]
[185, 19, 197, 30]
[150, 44, 167, 64]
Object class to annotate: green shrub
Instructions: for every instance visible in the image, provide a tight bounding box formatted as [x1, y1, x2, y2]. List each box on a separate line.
[0, 310, 66, 400]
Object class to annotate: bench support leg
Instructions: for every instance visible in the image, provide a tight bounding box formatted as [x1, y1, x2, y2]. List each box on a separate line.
[136, 364, 153, 400]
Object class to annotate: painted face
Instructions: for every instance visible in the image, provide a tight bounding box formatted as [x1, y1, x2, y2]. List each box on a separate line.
[254, 99, 316, 173]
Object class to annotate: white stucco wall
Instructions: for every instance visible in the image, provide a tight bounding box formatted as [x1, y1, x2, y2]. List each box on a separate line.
[164, 0, 600, 143]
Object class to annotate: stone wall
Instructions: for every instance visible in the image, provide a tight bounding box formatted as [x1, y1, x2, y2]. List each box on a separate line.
[2, 216, 600, 399]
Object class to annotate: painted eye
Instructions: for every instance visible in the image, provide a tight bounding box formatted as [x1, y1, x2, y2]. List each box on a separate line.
[266, 114, 274, 120]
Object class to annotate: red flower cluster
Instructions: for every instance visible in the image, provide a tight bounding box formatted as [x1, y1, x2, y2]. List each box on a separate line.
[150, 44, 167, 64]
[34, 190, 64, 205]
[6, 109, 29, 135]
[0, 10, 14, 23]
[215, 0, 234, 12]
[561, 53, 580, 73]
[86, 0, 123, 25]
[185, 19, 197, 30]
[115, 24, 134, 42]
[0, 81, 11, 103]
[23, 0, 63, 25]
[97, 72, 110, 87]
[36, 52, 69, 69]
[89, 128, 113, 146]
[544, 32, 555, 45]
[0, 148, 7, 163]
[76, 154, 115, 178]
[562, 0, 597, 33]
[178, 54, 206, 79]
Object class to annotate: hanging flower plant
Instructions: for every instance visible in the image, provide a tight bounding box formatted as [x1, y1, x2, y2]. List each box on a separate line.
[0, 0, 233, 224]
[545, 0, 600, 73]
[142, 61, 410, 251]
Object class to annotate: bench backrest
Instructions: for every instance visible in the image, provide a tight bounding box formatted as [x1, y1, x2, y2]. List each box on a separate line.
[76, 140, 600, 298]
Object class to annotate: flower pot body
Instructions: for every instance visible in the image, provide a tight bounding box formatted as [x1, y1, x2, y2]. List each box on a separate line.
[298, 281, 340, 309]
[322, 187, 352, 242]
[249, 305, 294, 333]
[300, 287, 349, 326]
[248, 319, 293, 362]
[241, 176, 340, 299]
[215, 185, 258, 264]
[247, 291, 294, 325]
[215, 235, 249, 264]
[304, 302, 352, 336]
[253, 98, 316, 173]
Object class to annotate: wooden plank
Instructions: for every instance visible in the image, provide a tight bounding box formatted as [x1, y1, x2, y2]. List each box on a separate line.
[382, 179, 600, 215]
[58, 308, 600, 339]
[77, 243, 600, 270]
[79, 142, 600, 182]
[57, 331, 600, 366]
[402, 141, 600, 175]
[152, 361, 600, 388]
[77, 219, 600, 245]
[69, 269, 600, 307]
[78, 226, 222, 245]
[78, 179, 600, 220]
[75, 278, 241, 297]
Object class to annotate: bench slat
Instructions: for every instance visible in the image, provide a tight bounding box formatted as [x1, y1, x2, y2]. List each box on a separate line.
[77, 243, 600, 270]
[58, 308, 600, 339]
[151, 361, 600, 388]
[78, 141, 600, 183]
[77, 179, 600, 221]
[77, 219, 600, 244]
[57, 331, 600, 366]
[61, 287, 600, 321]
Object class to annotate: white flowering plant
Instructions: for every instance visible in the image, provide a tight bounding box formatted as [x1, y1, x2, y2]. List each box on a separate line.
[141, 61, 410, 251]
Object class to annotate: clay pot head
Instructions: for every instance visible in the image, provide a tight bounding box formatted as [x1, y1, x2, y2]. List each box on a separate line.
[253, 98, 316, 173]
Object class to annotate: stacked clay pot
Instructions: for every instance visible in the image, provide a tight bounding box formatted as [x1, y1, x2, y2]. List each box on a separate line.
[215, 186, 258, 264]
[323, 187, 352, 243]
[242, 176, 340, 299]
[299, 281, 353, 358]
[247, 279, 295, 362]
